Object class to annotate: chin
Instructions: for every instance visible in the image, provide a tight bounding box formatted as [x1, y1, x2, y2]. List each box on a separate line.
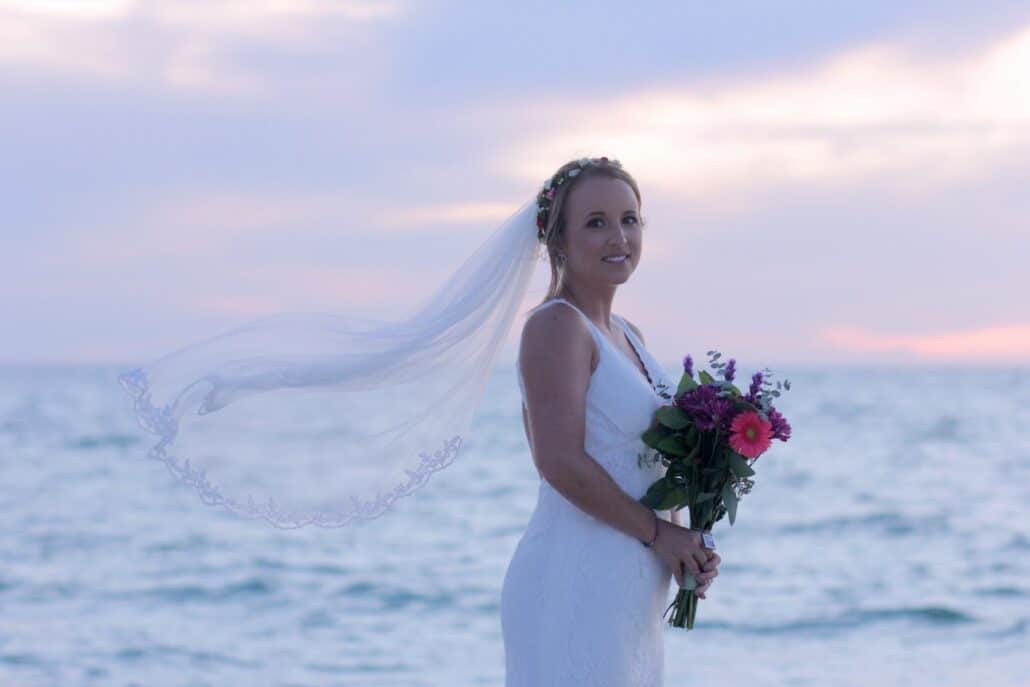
[606, 270, 633, 285]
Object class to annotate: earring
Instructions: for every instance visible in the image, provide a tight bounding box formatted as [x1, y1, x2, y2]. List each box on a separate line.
[556, 253, 566, 266]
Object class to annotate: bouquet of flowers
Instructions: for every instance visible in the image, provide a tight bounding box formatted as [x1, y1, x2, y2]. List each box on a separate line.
[638, 351, 792, 629]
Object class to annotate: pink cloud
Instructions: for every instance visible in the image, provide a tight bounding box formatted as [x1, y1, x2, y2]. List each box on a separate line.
[821, 323, 1030, 361]
[492, 24, 1030, 203]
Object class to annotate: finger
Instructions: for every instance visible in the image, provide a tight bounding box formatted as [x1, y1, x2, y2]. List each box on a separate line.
[691, 550, 708, 569]
[681, 555, 701, 576]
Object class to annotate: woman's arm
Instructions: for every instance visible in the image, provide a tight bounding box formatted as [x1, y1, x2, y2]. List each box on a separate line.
[519, 307, 713, 589]
[520, 306, 656, 542]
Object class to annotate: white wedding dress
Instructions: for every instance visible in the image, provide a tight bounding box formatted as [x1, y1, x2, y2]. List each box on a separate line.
[501, 298, 676, 686]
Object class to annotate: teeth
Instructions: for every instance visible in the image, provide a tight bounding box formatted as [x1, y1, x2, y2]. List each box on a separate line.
[603, 255, 628, 262]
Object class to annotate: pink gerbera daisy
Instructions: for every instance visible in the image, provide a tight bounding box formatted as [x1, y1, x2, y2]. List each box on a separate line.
[729, 410, 773, 459]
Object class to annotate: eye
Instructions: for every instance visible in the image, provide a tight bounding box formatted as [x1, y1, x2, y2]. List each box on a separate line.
[587, 215, 639, 228]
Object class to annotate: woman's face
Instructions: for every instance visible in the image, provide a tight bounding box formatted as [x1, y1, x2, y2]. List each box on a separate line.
[560, 175, 642, 287]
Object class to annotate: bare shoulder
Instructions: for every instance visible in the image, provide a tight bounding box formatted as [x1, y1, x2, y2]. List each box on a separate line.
[519, 302, 596, 381]
[620, 315, 646, 346]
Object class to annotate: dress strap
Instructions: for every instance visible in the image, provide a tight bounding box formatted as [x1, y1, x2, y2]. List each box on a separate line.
[612, 313, 635, 344]
[526, 298, 603, 359]
[612, 313, 657, 390]
[530, 298, 596, 333]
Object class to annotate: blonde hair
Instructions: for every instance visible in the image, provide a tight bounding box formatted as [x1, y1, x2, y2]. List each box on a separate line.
[536, 158, 644, 304]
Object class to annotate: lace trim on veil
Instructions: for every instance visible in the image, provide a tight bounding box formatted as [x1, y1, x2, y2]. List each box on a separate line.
[118, 367, 464, 529]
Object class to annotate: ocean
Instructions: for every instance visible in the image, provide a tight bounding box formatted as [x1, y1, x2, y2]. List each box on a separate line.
[1, 363, 1027, 686]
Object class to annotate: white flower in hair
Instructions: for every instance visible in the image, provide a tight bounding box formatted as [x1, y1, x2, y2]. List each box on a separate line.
[568, 168, 580, 177]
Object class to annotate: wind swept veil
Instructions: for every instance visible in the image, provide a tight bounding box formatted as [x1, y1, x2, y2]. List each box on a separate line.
[118, 197, 542, 529]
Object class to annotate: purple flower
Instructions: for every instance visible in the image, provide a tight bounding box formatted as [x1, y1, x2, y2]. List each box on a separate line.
[723, 358, 736, 383]
[676, 384, 736, 432]
[675, 384, 714, 418]
[747, 371, 764, 403]
[682, 355, 694, 378]
[711, 398, 736, 431]
[767, 406, 792, 441]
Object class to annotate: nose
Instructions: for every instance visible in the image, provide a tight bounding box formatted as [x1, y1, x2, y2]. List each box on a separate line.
[610, 222, 630, 247]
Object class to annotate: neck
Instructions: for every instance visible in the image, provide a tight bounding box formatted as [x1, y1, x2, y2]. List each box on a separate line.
[556, 283, 617, 331]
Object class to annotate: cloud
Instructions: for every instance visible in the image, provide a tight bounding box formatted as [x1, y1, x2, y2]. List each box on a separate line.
[377, 200, 520, 229]
[194, 263, 449, 316]
[150, 0, 403, 35]
[820, 323, 1030, 361]
[0, 0, 406, 94]
[489, 24, 1030, 202]
[61, 189, 522, 271]
[0, 0, 134, 19]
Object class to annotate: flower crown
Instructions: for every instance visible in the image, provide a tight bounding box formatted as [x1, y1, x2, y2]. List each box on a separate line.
[536, 156, 622, 240]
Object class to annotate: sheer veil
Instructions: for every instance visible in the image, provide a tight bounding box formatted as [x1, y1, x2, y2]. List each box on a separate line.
[118, 196, 543, 529]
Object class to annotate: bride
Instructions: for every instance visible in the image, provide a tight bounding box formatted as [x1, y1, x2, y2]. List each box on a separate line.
[117, 154, 720, 685]
[501, 157, 720, 685]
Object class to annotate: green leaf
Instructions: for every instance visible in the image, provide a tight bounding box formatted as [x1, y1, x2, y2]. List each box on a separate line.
[684, 439, 701, 462]
[657, 486, 688, 511]
[656, 406, 692, 430]
[641, 425, 666, 448]
[734, 398, 756, 412]
[699, 370, 715, 385]
[721, 483, 738, 525]
[656, 435, 689, 457]
[676, 374, 698, 396]
[726, 449, 755, 477]
[639, 478, 671, 509]
[695, 491, 717, 503]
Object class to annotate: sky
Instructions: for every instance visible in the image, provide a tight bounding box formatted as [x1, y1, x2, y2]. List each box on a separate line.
[1, 0, 1028, 368]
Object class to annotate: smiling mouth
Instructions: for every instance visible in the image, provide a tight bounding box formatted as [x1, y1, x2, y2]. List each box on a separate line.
[602, 254, 630, 263]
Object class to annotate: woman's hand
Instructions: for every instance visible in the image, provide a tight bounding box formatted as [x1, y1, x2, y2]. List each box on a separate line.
[651, 519, 713, 589]
[695, 550, 720, 599]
